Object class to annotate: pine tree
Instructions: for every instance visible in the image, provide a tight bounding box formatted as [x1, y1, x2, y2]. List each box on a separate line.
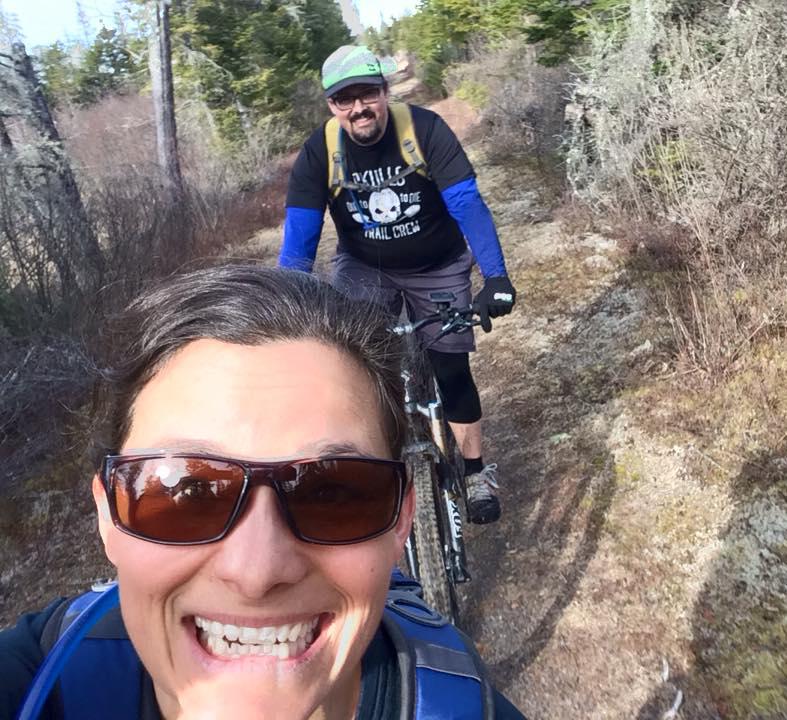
[169, 0, 349, 143]
[521, 0, 628, 66]
[37, 42, 77, 108]
[299, 0, 352, 68]
[73, 26, 137, 105]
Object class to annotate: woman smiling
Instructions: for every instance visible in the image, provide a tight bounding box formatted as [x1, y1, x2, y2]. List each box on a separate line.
[1, 265, 525, 720]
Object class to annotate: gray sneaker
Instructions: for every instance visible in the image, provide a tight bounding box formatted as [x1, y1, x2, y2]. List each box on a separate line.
[465, 463, 501, 524]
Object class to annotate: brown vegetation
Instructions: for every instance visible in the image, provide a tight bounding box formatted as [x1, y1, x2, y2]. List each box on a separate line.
[444, 39, 568, 190]
[0, 90, 290, 493]
[566, 0, 787, 379]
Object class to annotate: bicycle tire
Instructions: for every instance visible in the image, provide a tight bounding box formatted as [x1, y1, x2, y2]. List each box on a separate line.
[407, 454, 458, 622]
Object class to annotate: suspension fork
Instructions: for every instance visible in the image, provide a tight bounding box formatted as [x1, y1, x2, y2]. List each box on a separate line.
[402, 369, 471, 584]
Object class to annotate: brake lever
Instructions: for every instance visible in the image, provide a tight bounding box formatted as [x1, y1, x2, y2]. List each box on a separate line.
[470, 301, 492, 333]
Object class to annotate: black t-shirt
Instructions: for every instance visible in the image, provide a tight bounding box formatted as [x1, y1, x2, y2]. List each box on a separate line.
[0, 601, 525, 719]
[286, 104, 475, 271]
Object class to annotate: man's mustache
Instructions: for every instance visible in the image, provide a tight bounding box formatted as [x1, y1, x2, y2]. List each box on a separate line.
[350, 109, 375, 123]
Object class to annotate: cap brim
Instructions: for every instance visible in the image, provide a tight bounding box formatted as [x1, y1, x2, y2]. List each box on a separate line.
[324, 75, 385, 98]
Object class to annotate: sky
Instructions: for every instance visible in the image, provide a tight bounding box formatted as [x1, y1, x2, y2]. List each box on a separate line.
[0, 0, 418, 48]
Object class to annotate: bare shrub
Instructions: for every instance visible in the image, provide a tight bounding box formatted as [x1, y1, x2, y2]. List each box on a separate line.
[178, 106, 291, 194]
[0, 90, 294, 490]
[567, 0, 787, 376]
[56, 94, 157, 177]
[59, 92, 289, 221]
[444, 39, 569, 182]
[0, 337, 93, 487]
[0, 130, 206, 492]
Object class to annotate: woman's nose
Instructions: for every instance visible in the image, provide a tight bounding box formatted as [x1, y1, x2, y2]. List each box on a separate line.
[208, 487, 310, 600]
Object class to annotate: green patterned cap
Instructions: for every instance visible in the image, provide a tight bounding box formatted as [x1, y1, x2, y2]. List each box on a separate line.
[321, 45, 398, 97]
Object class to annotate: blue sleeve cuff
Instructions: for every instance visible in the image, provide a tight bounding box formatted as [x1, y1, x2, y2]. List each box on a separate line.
[279, 207, 324, 271]
[441, 177, 506, 278]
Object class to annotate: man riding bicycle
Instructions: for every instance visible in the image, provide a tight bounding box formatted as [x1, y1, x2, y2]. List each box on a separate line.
[279, 44, 517, 524]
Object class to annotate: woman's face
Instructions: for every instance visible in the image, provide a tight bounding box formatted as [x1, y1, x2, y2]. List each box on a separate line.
[93, 338, 413, 720]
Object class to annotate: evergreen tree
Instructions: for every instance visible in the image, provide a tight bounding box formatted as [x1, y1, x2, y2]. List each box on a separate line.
[521, 0, 628, 66]
[72, 27, 137, 105]
[37, 42, 77, 109]
[300, 0, 352, 68]
[482, 0, 527, 40]
[169, 0, 349, 143]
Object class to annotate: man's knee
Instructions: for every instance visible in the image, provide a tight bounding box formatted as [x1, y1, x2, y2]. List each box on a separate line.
[427, 349, 482, 423]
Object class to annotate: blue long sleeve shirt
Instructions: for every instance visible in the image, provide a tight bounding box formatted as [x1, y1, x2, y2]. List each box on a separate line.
[280, 177, 506, 278]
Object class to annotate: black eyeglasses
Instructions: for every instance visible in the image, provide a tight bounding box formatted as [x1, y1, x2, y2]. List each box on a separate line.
[330, 87, 383, 111]
[101, 453, 408, 546]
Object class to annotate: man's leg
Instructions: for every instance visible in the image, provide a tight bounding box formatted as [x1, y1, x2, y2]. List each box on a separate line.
[428, 349, 501, 524]
[449, 420, 482, 459]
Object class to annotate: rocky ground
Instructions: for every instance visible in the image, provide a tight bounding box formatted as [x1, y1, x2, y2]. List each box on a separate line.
[2, 97, 786, 719]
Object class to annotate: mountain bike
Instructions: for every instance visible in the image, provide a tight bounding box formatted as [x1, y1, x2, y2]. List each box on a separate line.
[391, 292, 481, 623]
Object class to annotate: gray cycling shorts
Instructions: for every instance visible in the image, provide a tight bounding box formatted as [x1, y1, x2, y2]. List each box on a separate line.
[332, 248, 476, 353]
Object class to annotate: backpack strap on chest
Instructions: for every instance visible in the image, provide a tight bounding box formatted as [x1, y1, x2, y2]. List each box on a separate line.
[21, 582, 142, 720]
[383, 572, 494, 720]
[390, 103, 429, 179]
[324, 102, 430, 200]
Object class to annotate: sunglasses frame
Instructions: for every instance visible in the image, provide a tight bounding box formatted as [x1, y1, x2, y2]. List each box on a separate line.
[101, 452, 409, 547]
[329, 86, 383, 111]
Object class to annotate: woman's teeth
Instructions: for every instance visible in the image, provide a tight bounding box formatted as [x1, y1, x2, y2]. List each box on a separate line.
[195, 615, 319, 658]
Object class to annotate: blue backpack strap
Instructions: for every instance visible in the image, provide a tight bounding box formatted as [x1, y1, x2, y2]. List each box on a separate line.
[24, 583, 142, 720]
[58, 602, 142, 720]
[384, 572, 494, 720]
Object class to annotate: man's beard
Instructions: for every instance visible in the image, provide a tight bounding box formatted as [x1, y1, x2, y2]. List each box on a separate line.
[348, 108, 384, 145]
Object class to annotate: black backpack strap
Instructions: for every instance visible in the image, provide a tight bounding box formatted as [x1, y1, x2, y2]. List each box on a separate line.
[39, 598, 72, 655]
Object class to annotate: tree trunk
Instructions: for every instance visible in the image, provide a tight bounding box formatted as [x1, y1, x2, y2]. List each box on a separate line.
[0, 44, 105, 310]
[9, 43, 105, 288]
[0, 115, 13, 151]
[149, 0, 184, 197]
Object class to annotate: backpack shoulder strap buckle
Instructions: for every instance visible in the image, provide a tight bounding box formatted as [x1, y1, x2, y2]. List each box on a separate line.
[401, 137, 426, 171]
[386, 589, 448, 627]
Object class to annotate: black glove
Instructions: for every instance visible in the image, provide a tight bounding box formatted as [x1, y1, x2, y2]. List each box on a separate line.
[473, 276, 516, 333]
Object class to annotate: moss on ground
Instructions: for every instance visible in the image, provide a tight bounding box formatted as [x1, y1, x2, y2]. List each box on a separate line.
[699, 605, 787, 718]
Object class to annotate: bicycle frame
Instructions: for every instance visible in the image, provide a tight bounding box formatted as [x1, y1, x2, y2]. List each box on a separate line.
[397, 308, 473, 590]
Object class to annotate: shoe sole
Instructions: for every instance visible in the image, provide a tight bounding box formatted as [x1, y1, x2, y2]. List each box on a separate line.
[468, 503, 501, 524]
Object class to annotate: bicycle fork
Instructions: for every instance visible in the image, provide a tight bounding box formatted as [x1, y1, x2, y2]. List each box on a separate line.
[403, 371, 471, 585]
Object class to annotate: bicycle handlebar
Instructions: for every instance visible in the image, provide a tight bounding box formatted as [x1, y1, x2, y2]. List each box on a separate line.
[390, 304, 481, 340]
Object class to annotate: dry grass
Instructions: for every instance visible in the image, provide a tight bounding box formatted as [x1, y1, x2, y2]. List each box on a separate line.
[443, 39, 568, 191]
[566, 0, 787, 379]
[0, 92, 294, 493]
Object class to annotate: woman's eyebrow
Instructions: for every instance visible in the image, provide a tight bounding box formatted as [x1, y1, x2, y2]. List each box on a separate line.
[125, 439, 374, 459]
[311, 441, 368, 456]
[135, 438, 228, 454]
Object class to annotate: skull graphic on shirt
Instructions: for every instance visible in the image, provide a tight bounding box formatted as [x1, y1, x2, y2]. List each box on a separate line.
[352, 188, 421, 226]
[369, 188, 401, 224]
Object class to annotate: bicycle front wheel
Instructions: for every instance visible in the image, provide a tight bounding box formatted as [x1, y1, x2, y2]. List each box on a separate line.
[406, 454, 457, 622]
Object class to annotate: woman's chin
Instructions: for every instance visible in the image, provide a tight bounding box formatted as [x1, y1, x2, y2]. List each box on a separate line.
[173, 692, 314, 720]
